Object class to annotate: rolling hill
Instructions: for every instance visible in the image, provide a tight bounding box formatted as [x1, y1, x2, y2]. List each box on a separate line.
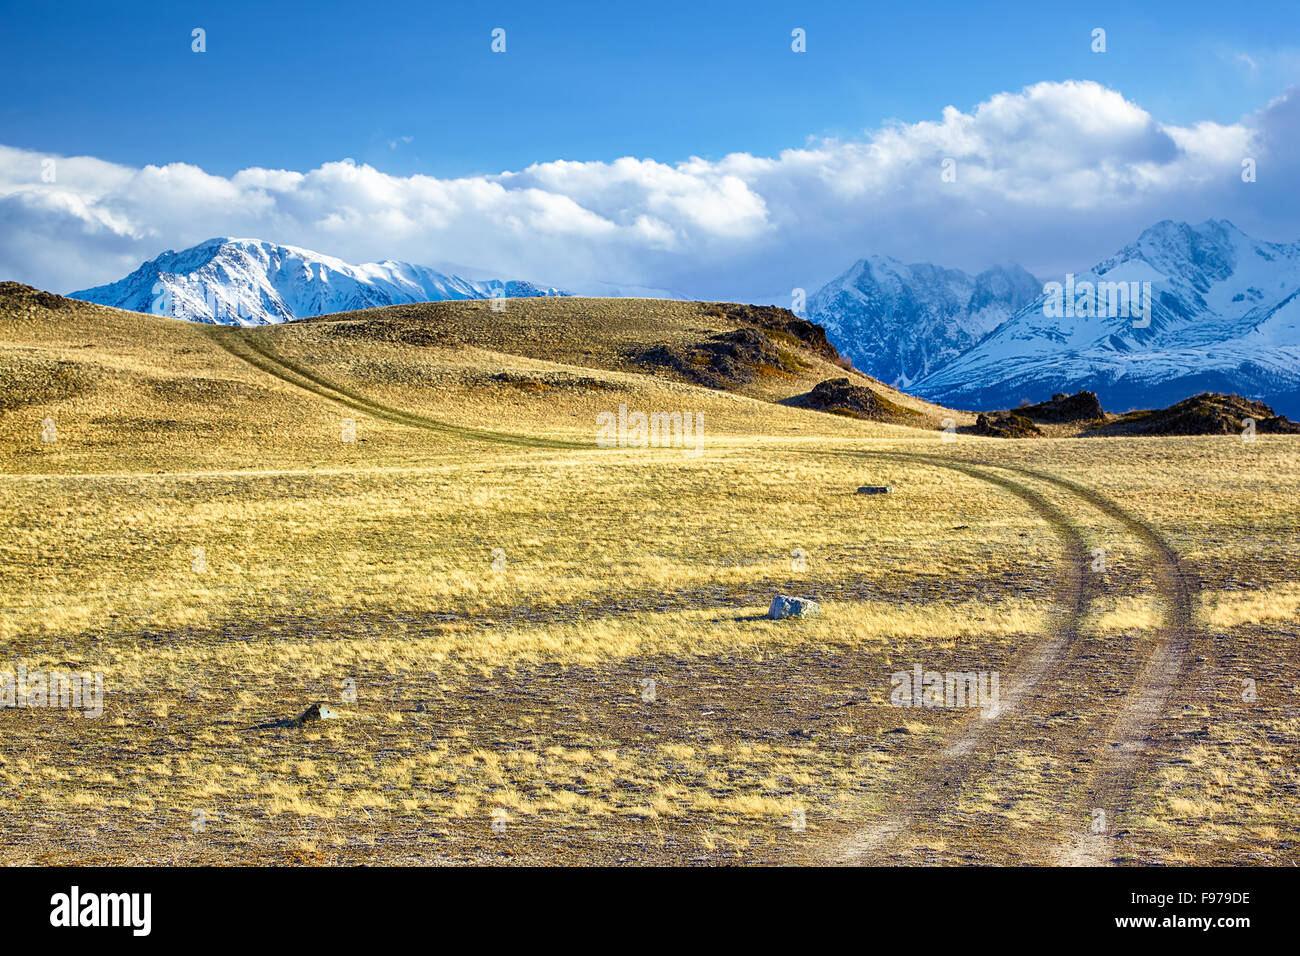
[0, 282, 958, 474]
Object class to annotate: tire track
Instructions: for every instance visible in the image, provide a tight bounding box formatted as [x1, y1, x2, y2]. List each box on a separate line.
[843, 451, 1194, 866]
[821, 454, 1094, 863]
[1004, 466, 1194, 866]
[205, 326, 585, 450]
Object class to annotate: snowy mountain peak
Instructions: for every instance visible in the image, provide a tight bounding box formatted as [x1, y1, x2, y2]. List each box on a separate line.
[71, 238, 567, 325]
[808, 256, 1041, 388]
[912, 221, 1300, 415]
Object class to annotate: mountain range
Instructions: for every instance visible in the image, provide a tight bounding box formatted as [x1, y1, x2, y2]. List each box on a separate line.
[807, 258, 1042, 389]
[70, 238, 566, 325]
[810, 220, 1300, 417]
[68, 221, 1300, 417]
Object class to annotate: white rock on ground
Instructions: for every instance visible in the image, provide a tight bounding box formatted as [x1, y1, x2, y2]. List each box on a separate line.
[768, 595, 821, 619]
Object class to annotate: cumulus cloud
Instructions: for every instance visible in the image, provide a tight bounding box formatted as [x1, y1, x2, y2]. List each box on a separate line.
[0, 80, 1294, 301]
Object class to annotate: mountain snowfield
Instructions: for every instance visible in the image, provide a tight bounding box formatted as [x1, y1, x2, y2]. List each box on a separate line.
[807, 258, 1042, 389]
[911, 220, 1300, 416]
[70, 238, 567, 325]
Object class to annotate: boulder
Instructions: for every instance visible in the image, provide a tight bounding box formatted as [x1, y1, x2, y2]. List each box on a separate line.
[259, 702, 343, 729]
[973, 411, 1042, 437]
[300, 702, 341, 723]
[768, 594, 821, 619]
[1017, 390, 1105, 423]
[782, 378, 926, 425]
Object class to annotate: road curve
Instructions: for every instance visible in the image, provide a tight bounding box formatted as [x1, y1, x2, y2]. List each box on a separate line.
[841, 450, 1195, 865]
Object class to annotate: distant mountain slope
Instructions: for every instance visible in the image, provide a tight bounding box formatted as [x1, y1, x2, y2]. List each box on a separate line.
[913, 220, 1300, 416]
[70, 238, 567, 326]
[807, 257, 1041, 388]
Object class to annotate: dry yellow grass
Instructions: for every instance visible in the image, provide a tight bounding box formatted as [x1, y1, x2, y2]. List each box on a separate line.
[1, 284, 1297, 864]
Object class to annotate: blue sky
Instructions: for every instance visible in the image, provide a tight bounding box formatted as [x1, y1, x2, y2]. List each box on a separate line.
[2, 0, 1294, 177]
[1, 0, 1298, 299]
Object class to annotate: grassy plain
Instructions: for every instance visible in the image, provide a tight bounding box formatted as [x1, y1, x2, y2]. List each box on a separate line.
[1, 284, 1296, 864]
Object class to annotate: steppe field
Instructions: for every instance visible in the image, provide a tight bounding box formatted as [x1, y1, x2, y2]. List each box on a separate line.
[1, 282, 1297, 866]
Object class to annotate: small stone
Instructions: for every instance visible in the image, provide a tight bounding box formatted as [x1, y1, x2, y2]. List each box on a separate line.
[768, 594, 821, 619]
[857, 485, 894, 495]
[293, 702, 340, 725]
[257, 702, 344, 730]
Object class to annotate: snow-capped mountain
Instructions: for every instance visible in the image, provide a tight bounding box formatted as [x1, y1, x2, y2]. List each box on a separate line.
[807, 258, 1042, 388]
[913, 220, 1300, 416]
[70, 238, 567, 325]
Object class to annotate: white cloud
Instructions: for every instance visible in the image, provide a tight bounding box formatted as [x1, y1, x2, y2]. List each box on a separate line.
[0, 80, 1294, 301]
